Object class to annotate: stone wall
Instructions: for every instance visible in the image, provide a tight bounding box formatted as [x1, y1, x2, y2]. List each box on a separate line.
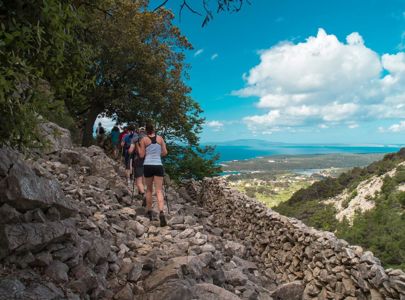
[185, 178, 405, 300]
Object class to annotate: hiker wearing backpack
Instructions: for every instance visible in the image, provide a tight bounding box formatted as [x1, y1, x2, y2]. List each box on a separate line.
[119, 126, 128, 161]
[111, 124, 120, 159]
[128, 127, 145, 205]
[138, 123, 168, 227]
[121, 125, 135, 187]
[95, 122, 106, 147]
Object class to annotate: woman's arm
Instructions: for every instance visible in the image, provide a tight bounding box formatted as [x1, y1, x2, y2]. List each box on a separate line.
[159, 136, 168, 157]
[138, 138, 146, 158]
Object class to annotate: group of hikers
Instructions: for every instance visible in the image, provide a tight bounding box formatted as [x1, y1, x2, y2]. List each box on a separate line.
[95, 122, 168, 227]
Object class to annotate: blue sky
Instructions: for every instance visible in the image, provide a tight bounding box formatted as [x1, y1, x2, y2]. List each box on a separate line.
[155, 0, 405, 144]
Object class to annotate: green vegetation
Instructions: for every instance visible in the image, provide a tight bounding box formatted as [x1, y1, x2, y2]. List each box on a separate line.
[274, 149, 405, 270]
[229, 173, 313, 207]
[0, 0, 221, 179]
[223, 153, 384, 173]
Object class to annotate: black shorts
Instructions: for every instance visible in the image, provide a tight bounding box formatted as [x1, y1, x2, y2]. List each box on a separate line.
[134, 166, 144, 178]
[132, 157, 144, 178]
[143, 165, 164, 178]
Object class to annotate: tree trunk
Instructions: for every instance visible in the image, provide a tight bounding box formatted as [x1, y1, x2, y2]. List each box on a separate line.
[82, 104, 102, 146]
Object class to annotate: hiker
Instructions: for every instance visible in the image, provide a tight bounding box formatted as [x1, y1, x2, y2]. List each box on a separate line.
[121, 125, 135, 187]
[119, 126, 128, 161]
[138, 123, 168, 226]
[128, 127, 145, 205]
[111, 124, 120, 158]
[95, 122, 106, 147]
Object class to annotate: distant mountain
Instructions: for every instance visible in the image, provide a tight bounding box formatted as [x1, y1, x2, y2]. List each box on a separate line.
[205, 139, 286, 147]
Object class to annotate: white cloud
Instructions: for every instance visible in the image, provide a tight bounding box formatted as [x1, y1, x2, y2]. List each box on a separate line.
[211, 53, 218, 60]
[235, 28, 405, 133]
[347, 122, 359, 129]
[194, 49, 204, 57]
[206, 120, 224, 131]
[381, 121, 405, 132]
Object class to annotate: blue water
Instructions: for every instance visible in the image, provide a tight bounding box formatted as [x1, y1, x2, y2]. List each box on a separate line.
[213, 144, 403, 163]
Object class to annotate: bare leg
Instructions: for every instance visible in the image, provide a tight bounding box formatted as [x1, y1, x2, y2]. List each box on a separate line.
[136, 176, 145, 194]
[145, 177, 154, 211]
[154, 176, 164, 212]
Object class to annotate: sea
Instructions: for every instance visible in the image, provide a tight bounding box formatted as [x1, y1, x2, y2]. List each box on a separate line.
[212, 144, 403, 163]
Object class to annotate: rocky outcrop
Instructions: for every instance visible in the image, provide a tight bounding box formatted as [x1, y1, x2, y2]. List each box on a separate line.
[0, 141, 275, 299]
[185, 178, 405, 299]
[324, 161, 405, 223]
[39, 121, 73, 154]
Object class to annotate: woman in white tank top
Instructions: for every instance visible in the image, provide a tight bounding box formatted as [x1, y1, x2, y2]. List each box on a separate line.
[138, 123, 168, 226]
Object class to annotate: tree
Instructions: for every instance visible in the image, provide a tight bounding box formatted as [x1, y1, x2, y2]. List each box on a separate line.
[164, 144, 222, 181]
[79, 0, 198, 146]
[0, 0, 92, 148]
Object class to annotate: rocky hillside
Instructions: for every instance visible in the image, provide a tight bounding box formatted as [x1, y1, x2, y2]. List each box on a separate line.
[275, 148, 405, 270]
[1, 123, 404, 299]
[0, 123, 286, 300]
[324, 161, 405, 223]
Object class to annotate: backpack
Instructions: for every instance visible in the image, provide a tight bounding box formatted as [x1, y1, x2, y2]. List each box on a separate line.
[124, 133, 134, 150]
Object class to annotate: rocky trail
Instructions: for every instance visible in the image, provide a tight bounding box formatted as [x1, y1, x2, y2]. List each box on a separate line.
[1, 123, 405, 300]
[0, 128, 285, 299]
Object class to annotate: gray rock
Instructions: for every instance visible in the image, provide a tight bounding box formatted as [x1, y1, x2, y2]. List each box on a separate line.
[168, 215, 184, 226]
[270, 281, 304, 300]
[86, 238, 111, 265]
[224, 241, 246, 258]
[140, 279, 193, 300]
[144, 256, 193, 291]
[45, 260, 69, 283]
[39, 121, 73, 153]
[31, 251, 53, 267]
[21, 282, 64, 300]
[0, 155, 77, 217]
[0, 278, 26, 300]
[231, 256, 258, 272]
[0, 219, 76, 259]
[178, 228, 195, 239]
[69, 265, 99, 295]
[224, 269, 248, 286]
[184, 215, 197, 226]
[128, 262, 143, 282]
[0, 148, 21, 178]
[191, 283, 241, 300]
[114, 284, 133, 300]
[126, 220, 145, 237]
[0, 203, 22, 223]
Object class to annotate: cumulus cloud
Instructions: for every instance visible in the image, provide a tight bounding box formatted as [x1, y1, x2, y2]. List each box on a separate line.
[206, 120, 224, 131]
[380, 121, 405, 132]
[194, 49, 204, 57]
[211, 53, 218, 60]
[235, 28, 405, 133]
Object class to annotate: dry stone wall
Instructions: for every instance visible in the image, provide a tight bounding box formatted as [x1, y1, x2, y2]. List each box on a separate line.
[185, 178, 405, 300]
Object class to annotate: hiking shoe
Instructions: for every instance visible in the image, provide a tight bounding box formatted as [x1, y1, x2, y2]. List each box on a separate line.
[146, 210, 152, 221]
[142, 197, 146, 207]
[159, 212, 167, 227]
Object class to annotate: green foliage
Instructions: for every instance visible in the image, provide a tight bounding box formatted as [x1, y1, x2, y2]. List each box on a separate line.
[276, 200, 338, 232]
[164, 144, 222, 182]
[398, 191, 405, 208]
[337, 183, 405, 269]
[0, 0, 223, 179]
[0, 0, 92, 148]
[275, 148, 405, 270]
